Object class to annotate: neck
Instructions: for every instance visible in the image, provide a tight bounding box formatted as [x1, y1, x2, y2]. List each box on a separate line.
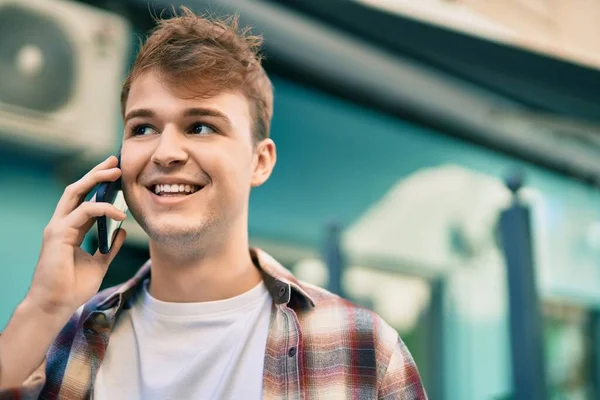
[146, 223, 262, 303]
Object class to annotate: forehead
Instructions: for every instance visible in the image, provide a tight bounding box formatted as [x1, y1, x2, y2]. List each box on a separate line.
[125, 71, 251, 123]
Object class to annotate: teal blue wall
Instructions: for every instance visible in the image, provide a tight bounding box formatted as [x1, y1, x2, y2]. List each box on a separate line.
[0, 152, 64, 329]
[252, 76, 600, 250]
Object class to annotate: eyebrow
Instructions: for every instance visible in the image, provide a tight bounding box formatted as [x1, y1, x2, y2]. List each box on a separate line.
[124, 107, 233, 128]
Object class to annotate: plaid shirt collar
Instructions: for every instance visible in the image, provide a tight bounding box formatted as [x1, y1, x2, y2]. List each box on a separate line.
[94, 247, 316, 314]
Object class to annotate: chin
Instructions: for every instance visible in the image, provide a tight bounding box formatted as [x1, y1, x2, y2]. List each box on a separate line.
[128, 203, 222, 247]
[147, 225, 202, 246]
[144, 217, 215, 246]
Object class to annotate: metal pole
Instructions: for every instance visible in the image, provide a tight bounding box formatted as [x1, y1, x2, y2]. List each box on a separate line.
[587, 310, 600, 400]
[428, 277, 445, 400]
[324, 222, 346, 299]
[498, 171, 547, 400]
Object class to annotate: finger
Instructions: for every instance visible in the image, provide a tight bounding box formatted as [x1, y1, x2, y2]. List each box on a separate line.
[54, 156, 119, 217]
[53, 156, 120, 218]
[78, 196, 107, 234]
[56, 166, 120, 217]
[73, 213, 100, 247]
[93, 228, 127, 266]
[78, 215, 98, 240]
[75, 198, 126, 240]
[64, 201, 127, 230]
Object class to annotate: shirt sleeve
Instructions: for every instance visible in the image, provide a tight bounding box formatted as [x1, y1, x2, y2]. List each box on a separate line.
[0, 340, 46, 400]
[378, 337, 428, 399]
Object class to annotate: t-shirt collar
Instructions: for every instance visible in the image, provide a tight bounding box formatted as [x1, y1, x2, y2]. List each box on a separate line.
[96, 247, 316, 312]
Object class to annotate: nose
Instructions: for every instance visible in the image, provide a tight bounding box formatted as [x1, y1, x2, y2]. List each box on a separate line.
[150, 127, 189, 167]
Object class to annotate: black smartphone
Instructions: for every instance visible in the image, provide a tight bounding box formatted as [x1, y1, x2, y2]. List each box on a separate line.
[95, 152, 128, 254]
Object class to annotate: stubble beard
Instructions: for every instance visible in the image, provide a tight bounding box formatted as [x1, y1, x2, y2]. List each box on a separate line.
[130, 203, 219, 253]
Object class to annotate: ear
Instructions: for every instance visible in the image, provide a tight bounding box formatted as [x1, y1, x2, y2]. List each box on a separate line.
[251, 139, 277, 188]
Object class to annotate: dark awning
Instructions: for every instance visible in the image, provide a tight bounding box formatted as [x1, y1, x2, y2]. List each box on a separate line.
[273, 0, 600, 124]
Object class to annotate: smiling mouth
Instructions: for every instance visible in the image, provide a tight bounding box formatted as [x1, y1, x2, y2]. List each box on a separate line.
[150, 184, 203, 196]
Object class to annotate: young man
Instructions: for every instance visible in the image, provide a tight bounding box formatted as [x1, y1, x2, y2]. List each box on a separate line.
[0, 9, 427, 400]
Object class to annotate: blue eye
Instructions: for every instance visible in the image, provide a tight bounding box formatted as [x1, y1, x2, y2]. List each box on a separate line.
[190, 123, 216, 135]
[132, 125, 157, 136]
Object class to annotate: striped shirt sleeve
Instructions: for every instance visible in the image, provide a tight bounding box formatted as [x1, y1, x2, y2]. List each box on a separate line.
[0, 358, 46, 400]
[378, 337, 428, 399]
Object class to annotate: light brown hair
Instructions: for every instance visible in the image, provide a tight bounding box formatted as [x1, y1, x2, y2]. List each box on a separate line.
[120, 7, 273, 142]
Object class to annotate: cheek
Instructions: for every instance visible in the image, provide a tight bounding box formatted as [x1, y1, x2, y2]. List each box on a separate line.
[120, 159, 138, 189]
[206, 147, 253, 192]
[120, 144, 153, 186]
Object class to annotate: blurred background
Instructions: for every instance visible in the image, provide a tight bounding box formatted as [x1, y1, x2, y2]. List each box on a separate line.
[1, 0, 600, 399]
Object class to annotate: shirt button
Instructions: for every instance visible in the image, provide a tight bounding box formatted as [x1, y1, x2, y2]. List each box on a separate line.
[288, 347, 297, 357]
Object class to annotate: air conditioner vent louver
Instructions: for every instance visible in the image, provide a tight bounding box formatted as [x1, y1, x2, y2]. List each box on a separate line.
[0, 4, 76, 112]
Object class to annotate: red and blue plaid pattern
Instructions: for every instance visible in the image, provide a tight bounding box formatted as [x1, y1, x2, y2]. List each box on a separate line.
[1, 248, 427, 399]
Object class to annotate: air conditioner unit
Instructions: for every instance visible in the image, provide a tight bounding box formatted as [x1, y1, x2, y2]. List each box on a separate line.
[0, 0, 130, 162]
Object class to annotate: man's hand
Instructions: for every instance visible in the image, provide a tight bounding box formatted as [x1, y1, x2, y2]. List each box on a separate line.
[0, 155, 127, 389]
[26, 155, 127, 317]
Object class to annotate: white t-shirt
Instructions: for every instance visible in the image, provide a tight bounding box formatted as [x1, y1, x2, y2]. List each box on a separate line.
[93, 279, 272, 400]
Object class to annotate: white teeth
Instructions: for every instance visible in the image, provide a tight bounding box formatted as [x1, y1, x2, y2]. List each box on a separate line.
[153, 184, 200, 195]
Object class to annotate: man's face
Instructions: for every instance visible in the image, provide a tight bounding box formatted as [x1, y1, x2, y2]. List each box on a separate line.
[120, 70, 274, 246]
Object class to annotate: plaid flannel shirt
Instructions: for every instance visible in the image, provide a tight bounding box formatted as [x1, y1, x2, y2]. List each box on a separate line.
[1, 248, 427, 399]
